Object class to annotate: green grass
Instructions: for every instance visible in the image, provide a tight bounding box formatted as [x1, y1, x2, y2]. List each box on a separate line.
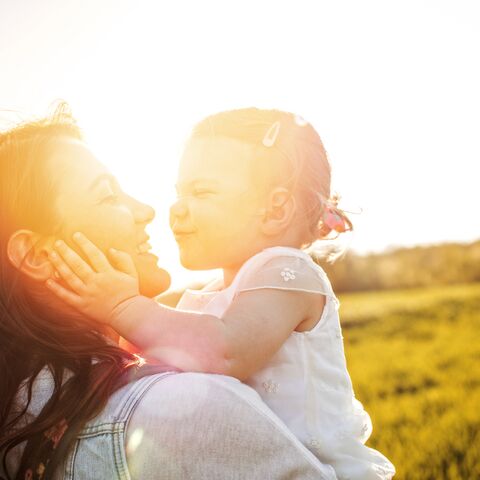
[338, 283, 480, 479]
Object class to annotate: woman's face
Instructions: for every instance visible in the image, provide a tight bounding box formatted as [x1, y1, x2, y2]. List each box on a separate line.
[50, 138, 170, 297]
[169, 137, 266, 271]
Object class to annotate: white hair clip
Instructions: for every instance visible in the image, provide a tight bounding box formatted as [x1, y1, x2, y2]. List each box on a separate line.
[293, 115, 308, 127]
[262, 121, 281, 147]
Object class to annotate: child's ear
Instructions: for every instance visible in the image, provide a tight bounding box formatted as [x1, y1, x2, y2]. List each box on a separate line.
[7, 230, 55, 282]
[260, 187, 297, 236]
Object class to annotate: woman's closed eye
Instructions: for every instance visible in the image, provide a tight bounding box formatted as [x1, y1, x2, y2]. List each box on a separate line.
[100, 193, 120, 205]
[96, 179, 123, 206]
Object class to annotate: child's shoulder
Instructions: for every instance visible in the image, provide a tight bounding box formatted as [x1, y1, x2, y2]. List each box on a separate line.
[242, 246, 326, 276]
[234, 246, 333, 296]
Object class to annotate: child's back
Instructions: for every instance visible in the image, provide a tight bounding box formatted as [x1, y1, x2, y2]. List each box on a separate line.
[178, 246, 395, 480]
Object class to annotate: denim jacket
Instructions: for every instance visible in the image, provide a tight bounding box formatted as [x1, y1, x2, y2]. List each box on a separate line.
[4, 370, 337, 480]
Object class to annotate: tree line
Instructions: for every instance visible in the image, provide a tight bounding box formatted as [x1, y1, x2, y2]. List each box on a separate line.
[318, 239, 480, 293]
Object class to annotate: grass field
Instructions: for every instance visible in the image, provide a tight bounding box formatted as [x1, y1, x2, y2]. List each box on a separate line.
[339, 282, 480, 479]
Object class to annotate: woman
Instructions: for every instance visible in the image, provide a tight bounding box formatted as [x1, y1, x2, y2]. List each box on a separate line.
[0, 104, 336, 480]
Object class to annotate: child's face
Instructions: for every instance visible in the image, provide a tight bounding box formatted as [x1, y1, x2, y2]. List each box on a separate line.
[170, 137, 266, 271]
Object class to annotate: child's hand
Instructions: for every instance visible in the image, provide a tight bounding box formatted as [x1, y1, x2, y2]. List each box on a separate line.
[46, 232, 140, 324]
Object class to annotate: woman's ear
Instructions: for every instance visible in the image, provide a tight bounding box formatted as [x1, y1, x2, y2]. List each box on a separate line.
[260, 187, 297, 236]
[7, 230, 55, 281]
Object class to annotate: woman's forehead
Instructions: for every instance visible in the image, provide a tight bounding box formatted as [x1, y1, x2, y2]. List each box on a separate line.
[49, 138, 110, 191]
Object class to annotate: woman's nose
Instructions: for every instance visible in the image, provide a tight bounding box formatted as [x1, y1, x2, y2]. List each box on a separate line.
[131, 197, 155, 224]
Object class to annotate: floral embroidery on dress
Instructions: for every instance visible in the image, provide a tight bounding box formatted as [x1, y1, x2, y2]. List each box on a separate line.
[360, 423, 370, 435]
[280, 267, 296, 282]
[333, 324, 343, 340]
[310, 438, 320, 449]
[334, 427, 349, 441]
[262, 379, 279, 393]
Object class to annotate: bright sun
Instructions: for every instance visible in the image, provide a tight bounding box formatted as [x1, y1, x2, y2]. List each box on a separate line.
[2, 0, 478, 289]
[83, 111, 220, 291]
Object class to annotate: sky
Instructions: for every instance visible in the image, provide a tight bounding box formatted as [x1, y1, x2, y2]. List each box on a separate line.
[1, 0, 479, 287]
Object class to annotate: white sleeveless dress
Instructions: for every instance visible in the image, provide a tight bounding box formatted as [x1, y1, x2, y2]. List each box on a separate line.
[177, 246, 395, 480]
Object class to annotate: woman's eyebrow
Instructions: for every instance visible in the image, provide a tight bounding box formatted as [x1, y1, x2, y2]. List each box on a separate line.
[88, 173, 116, 192]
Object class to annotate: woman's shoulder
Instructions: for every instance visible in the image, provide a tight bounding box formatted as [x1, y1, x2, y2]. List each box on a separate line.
[127, 372, 267, 421]
[126, 372, 311, 440]
[125, 373, 336, 479]
[80, 372, 251, 429]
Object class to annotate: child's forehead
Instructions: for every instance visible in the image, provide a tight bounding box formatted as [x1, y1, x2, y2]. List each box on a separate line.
[184, 136, 251, 158]
[179, 137, 254, 175]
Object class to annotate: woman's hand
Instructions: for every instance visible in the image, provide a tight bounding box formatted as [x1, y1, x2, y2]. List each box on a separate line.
[46, 232, 140, 324]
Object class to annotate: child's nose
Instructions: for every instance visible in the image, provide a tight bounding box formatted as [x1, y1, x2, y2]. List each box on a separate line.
[169, 198, 188, 220]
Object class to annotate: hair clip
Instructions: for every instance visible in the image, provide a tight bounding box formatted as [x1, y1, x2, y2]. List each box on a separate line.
[323, 207, 348, 233]
[262, 121, 281, 147]
[293, 115, 308, 127]
[317, 192, 353, 233]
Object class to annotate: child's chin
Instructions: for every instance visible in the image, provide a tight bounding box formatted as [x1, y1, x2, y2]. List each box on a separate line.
[180, 255, 210, 271]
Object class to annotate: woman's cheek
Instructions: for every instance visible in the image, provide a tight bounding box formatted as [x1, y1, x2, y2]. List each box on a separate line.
[93, 209, 134, 249]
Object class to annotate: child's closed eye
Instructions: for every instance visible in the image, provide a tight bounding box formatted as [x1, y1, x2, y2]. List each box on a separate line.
[193, 189, 215, 198]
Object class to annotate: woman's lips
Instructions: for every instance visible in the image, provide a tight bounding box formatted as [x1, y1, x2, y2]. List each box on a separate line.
[136, 241, 153, 254]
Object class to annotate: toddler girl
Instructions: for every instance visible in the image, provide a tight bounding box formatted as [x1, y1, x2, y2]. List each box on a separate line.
[48, 108, 395, 480]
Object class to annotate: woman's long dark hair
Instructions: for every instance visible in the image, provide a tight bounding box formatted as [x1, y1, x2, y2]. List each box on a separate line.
[0, 104, 145, 479]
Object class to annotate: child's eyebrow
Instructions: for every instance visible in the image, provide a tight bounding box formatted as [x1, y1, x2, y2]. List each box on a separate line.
[175, 179, 220, 191]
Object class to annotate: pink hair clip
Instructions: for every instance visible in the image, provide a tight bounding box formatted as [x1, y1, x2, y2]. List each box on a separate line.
[318, 193, 352, 234]
[322, 206, 348, 233]
[262, 121, 281, 147]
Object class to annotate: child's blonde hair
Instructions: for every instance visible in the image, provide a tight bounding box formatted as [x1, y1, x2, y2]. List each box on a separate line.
[190, 108, 352, 252]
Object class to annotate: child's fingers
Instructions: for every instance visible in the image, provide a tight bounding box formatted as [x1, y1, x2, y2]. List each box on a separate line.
[49, 251, 86, 294]
[108, 249, 138, 277]
[45, 279, 84, 309]
[53, 240, 93, 283]
[72, 232, 113, 273]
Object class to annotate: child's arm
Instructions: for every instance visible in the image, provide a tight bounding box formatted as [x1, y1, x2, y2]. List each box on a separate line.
[109, 286, 318, 379]
[47, 234, 323, 380]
